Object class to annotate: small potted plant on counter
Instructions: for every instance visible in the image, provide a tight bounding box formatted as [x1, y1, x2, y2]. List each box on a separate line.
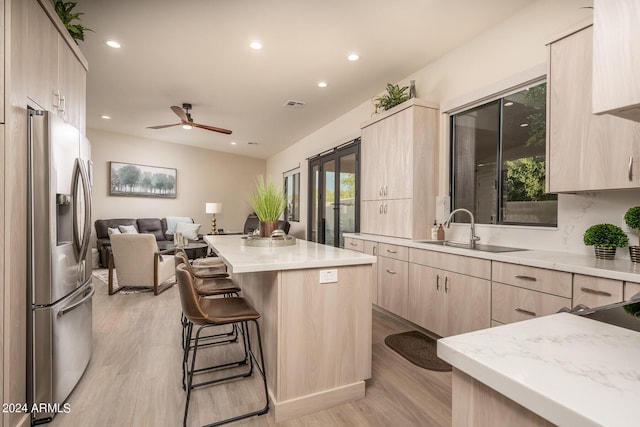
[624, 206, 640, 263]
[248, 175, 286, 237]
[583, 223, 629, 260]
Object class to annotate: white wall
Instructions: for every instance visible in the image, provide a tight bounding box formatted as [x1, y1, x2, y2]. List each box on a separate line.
[265, 0, 640, 259]
[89, 129, 266, 240]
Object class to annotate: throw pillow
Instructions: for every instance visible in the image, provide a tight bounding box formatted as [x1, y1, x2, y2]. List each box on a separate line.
[107, 227, 121, 236]
[176, 222, 200, 240]
[118, 225, 138, 234]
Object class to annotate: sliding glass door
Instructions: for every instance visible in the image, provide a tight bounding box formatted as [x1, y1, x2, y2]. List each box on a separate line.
[308, 141, 359, 247]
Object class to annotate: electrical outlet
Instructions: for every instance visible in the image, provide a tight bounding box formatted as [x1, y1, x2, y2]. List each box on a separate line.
[319, 269, 338, 283]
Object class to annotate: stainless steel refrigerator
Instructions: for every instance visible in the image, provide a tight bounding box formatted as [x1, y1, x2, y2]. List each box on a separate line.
[27, 109, 94, 425]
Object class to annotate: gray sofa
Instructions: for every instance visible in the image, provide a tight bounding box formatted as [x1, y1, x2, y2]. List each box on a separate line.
[94, 217, 189, 267]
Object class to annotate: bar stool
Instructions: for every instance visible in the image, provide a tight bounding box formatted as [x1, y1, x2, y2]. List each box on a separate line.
[174, 253, 240, 353]
[175, 264, 269, 426]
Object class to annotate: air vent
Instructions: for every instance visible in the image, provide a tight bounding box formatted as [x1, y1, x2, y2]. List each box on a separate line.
[284, 100, 305, 108]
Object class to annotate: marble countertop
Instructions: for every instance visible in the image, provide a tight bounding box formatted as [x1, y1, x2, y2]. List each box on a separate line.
[438, 313, 640, 426]
[344, 233, 640, 282]
[204, 235, 376, 273]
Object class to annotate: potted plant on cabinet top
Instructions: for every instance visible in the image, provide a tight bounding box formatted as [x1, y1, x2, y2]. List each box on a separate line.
[583, 223, 629, 260]
[248, 175, 286, 237]
[624, 206, 640, 262]
[372, 83, 411, 114]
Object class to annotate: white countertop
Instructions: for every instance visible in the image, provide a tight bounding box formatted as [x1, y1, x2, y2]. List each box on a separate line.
[438, 313, 640, 426]
[344, 233, 640, 282]
[204, 235, 376, 273]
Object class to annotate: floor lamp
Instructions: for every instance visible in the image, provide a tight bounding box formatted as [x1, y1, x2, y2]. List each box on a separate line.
[205, 203, 222, 234]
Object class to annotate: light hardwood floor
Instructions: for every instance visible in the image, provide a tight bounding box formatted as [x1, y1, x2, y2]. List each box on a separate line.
[50, 276, 452, 427]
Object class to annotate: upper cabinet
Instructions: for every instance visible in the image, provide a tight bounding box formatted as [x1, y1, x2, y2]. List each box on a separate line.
[19, 0, 88, 133]
[547, 23, 640, 192]
[593, 0, 640, 122]
[360, 99, 439, 239]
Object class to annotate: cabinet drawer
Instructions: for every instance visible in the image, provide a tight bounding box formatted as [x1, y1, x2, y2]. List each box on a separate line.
[492, 282, 571, 325]
[378, 243, 408, 261]
[625, 281, 640, 301]
[492, 262, 572, 298]
[573, 274, 623, 309]
[409, 248, 491, 279]
[344, 237, 364, 252]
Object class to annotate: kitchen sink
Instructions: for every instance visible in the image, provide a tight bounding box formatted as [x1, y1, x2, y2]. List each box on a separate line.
[416, 240, 528, 253]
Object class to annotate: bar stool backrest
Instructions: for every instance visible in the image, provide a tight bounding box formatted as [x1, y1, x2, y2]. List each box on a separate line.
[176, 264, 208, 323]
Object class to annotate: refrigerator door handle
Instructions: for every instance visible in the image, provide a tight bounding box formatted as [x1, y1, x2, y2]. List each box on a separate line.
[72, 158, 92, 261]
[57, 283, 95, 318]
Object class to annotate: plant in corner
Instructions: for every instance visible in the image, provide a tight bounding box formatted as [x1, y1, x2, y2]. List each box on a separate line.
[583, 223, 629, 260]
[372, 83, 410, 114]
[624, 206, 640, 262]
[248, 175, 286, 237]
[54, 0, 93, 44]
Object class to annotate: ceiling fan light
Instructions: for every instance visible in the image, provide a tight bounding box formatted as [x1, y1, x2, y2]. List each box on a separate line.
[182, 124, 193, 130]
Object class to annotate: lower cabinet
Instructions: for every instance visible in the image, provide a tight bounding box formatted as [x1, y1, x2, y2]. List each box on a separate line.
[492, 282, 571, 324]
[624, 281, 640, 301]
[408, 263, 490, 337]
[573, 274, 623, 308]
[364, 241, 378, 305]
[377, 255, 408, 318]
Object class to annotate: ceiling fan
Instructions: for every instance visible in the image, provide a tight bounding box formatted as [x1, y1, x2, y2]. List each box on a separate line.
[147, 103, 232, 135]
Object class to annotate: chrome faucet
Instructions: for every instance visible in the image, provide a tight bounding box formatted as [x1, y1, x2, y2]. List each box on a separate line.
[443, 208, 481, 248]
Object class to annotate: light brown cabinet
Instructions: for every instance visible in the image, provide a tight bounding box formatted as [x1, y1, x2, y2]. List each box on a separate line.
[343, 237, 364, 252]
[409, 263, 490, 337]
[491, 262, 571, 325]
[547, 24, 640, 192]
[624, 281, 640, 301]
[364, 241, 378, 305]
[377, 255, 408, 318]
[573, 274, 623, 308]
[360, 99, 438, 239]
[22, 0, 87, 132]
[593, 0, 640, 122]
[408, 248, 490, 337]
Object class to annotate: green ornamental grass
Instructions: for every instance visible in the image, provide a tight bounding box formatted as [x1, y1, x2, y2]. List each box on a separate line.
[248, 176, 286, 222]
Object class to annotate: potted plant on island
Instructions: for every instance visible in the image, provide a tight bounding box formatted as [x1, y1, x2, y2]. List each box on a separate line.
[624, 206, 640, 263]
[248, 175, 286, 237]
[583, 223, 629, 260]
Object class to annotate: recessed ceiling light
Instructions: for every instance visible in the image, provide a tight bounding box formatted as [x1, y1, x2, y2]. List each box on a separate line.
[504, 101, 514, 107]
[106, 40, 121, 49]
[231, 141, 237, 145]
[100, 115, 111, 120]
[347, 53, 359, 61]
[249, 41, 262, 50]
[318, 82, 328, 88]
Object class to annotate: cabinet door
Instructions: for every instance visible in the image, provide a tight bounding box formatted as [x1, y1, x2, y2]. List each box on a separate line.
[593, 0, 640, 121]
[446, 272, 490, 336]
[58, 35, 87, 132]
[573, 274, 623, 309]
[408, 263, 446, 336]
[377, 256, 408, 318]
[381, 107, 413, 199]
[364, 242, 378, 305]
[25, 0, 58, 111]
[548, 25, 640, 192]
[360, 124, 382, 201]
[344, 237, 364, 252]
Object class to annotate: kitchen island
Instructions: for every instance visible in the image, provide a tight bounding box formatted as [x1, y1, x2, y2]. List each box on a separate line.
[203, 235, 376, 422]
[438, 313, 640, 426]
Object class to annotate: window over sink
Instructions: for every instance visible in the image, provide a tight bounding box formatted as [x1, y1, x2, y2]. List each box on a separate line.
[450, 81, 557, 227]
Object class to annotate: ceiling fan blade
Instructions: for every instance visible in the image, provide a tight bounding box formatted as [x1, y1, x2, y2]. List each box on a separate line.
[170, 105, 189, 122]
[192, 122, 233, 135]
[147, 123, 182, 129]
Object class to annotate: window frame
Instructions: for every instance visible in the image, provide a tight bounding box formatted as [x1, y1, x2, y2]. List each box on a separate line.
[448, 77, 557, 228]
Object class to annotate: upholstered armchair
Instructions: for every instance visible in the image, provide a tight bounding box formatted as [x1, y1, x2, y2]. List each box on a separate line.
[108, 234, 176, 295]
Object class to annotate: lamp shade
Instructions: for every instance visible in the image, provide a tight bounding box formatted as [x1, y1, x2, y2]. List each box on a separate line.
[205, 202, 222, 214]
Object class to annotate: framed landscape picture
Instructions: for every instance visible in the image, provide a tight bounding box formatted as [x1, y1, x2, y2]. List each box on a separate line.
[109, 162, 177, 198]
